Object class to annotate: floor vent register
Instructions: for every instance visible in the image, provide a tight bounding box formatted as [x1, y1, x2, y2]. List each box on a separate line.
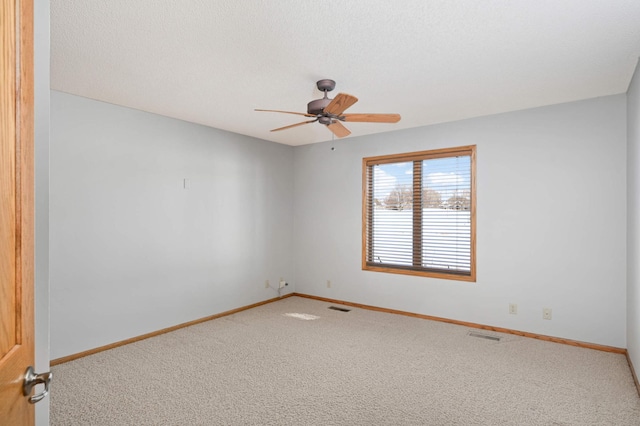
[467, 330, 501, 341]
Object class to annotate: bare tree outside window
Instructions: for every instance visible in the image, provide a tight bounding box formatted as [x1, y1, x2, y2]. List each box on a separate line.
[383, 185, 413, 210]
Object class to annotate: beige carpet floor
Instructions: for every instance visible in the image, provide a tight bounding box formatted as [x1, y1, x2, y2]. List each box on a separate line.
[51, 296, 640, 425]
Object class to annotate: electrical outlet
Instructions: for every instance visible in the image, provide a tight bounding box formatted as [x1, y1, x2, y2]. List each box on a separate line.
[265, 280, 269, 289]
[543, 308, 552, 320]
[279, 280, 287, 289]
[509, 303, 517, 315]
[327, 280, 331, 288]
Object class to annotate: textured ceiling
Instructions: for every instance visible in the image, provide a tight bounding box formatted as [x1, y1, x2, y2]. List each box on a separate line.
[51, 1, 640, 146]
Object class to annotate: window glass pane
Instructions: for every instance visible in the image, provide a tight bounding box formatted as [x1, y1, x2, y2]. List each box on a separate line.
[370, 161, 413, 266]
[422, 156, 471, 272]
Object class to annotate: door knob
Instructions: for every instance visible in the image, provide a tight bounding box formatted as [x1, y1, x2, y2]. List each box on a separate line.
[23, 366, 52, 404]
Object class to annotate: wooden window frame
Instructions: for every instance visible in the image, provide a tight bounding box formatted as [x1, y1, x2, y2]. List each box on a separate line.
[362, 145, 476, 282]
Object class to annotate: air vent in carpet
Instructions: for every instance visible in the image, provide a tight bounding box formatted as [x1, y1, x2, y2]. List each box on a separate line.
[467, 331, 501, 341]
[328, 306, 351, 312]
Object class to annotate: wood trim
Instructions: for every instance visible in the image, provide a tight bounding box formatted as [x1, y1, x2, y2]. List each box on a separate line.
[51, 291, 632, 372]
[362, 156, 370, 272]
[363, 264, 476, 282]
[363, 145, 476, 165]
[20, 0, 35, 353]
[626, 351, 640, 397]
[412, 160, 422, 268]
[292, 293, 627, 354]
[1, 0, 18, 356]
[469, 145, 476, 282]
[50, 294, 294, 366]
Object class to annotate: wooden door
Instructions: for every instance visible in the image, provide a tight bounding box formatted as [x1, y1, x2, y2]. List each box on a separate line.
[0, 0, 35, 424]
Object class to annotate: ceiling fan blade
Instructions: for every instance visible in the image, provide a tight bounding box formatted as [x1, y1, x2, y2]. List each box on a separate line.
[326, 120, 351, 138]
[270, 119, 317, 132]
[341, 113, 401, 123]
[255, 109, 316, 117]
[324, 93, 358, 115]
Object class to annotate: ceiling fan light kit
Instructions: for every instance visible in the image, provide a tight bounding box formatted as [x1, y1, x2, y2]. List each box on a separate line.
[256, 79, 401, 138]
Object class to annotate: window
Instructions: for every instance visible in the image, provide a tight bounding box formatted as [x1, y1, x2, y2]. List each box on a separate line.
[362, 145, 476, 281]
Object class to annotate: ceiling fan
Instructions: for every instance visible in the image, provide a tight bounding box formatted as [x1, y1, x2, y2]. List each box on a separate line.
[255, 79, 401, 138]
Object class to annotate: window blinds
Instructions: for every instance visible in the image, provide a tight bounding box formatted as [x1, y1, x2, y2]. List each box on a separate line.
[364, 147, 474, 278]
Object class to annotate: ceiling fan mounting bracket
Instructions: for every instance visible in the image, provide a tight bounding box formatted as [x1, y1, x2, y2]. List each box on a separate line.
[316, 79, 336, 92]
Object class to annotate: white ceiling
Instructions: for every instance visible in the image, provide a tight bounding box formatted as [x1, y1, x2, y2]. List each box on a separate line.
[51, 1, 640, 147]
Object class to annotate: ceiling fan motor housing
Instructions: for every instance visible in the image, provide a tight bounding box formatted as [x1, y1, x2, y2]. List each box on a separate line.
[307, 98, 332, 115]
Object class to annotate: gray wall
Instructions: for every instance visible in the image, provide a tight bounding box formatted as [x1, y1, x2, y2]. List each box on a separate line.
[628, 59, 640, 379]
[35, 0, 50, 424]
[50, 91, 294, 359]
[50, 90, 630, 361]
[294, 95, 627, 348]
